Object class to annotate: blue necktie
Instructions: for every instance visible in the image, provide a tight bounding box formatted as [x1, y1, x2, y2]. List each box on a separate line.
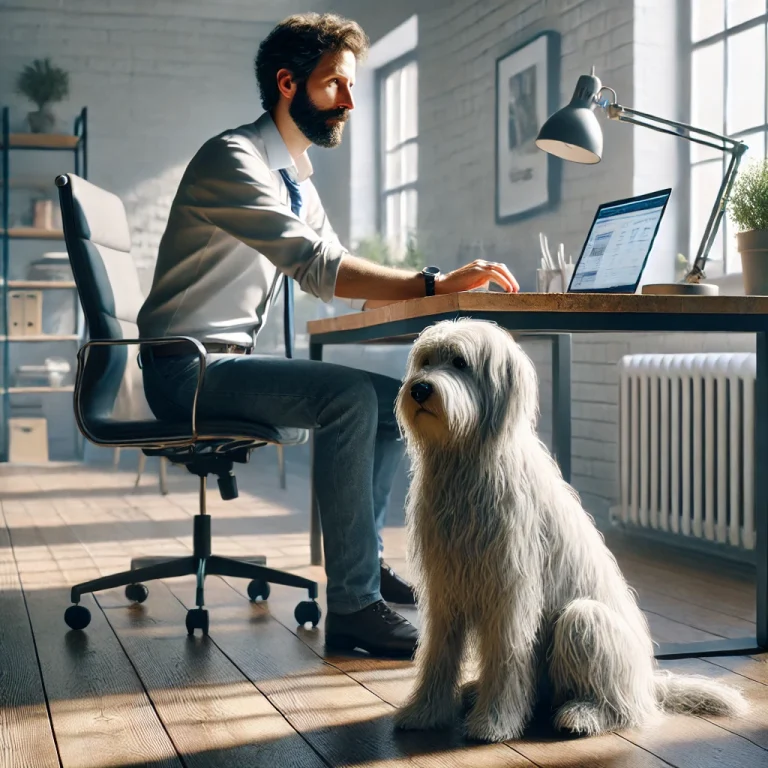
[279, 169, 301, 359]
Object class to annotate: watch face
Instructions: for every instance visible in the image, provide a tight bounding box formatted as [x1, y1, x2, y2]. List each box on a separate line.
[423, 266, 441, 276]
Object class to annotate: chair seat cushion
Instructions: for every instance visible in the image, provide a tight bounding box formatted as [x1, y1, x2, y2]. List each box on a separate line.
[85, 416, 308, 447]
[199, 419, 307, 446]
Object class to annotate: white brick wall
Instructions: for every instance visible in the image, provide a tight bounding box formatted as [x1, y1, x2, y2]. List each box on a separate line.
[319, 0, 635, 280]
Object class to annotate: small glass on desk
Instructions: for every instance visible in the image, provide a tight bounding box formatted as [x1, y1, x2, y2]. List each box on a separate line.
[537, 264, 575, 293]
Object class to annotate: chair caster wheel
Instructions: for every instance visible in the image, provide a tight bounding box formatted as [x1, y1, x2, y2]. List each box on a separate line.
[64, 604, 91, 630]
[247, 579, 270, 601]
[125, 583, 149, 603]
[295, 600, 321, 627]
[186, 608, 209, 636]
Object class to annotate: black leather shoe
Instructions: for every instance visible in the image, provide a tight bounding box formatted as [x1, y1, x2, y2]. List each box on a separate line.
[380, 559, 417, 605]
[325, 600, 418, 658]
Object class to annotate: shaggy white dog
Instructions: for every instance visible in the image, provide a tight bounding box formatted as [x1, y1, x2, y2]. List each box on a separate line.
[394, 319, 747, 743]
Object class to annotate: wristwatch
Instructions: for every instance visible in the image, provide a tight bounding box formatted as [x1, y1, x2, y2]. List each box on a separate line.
[420, 265, 441, 297]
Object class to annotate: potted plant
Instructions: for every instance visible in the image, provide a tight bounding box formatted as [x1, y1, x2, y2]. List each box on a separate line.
[354, 232, 427, 270]
[674, 252, 690, 283]
[729, 158, 768, 295]
[15, 58, 70, 133]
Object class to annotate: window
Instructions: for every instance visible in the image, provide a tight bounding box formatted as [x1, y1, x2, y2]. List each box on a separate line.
[690, 1, 768, 273]
[378, 55, 418, 260]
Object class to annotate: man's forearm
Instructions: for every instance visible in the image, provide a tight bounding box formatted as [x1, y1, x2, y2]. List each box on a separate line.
[334, 254, 425, 301]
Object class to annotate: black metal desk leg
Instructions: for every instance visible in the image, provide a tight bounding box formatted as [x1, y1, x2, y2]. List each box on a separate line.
[309, 342, 323, 566]
[757, 332, 768, 649]
[655, 333, 767, 660]
[551, 334, 572, 485]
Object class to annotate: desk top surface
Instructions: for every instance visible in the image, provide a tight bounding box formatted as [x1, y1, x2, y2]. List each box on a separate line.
[307, 292, 768, 337]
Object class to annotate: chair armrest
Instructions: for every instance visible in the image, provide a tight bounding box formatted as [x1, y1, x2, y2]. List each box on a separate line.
[74, 336, 207, 442]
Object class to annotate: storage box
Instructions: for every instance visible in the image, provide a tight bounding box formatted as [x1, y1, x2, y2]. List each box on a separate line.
[27, 252, 73, 282]
[32, 199, 54, 230]
[8, 292, 24, 336]
[13, 357, 71, 388]
[9, 417, 49, 463]
[7, 291, 43, 336]
[22, 291, 42, 335]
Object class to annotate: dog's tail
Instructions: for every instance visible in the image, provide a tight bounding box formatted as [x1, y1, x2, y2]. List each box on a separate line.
[654, 670, 748, 716]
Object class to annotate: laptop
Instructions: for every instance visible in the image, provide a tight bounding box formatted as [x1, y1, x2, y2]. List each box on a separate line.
[567, 188, 672, 293]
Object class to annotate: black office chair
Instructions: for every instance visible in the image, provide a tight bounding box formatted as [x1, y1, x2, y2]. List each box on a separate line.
[56, 172, 320, 635]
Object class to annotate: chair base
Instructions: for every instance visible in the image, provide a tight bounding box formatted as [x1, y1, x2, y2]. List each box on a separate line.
[65, 552, 321, 635]
[64, 474, 321, 636]
[69, 552, 318, 605]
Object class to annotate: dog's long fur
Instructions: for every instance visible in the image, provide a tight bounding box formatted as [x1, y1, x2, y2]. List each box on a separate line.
[394, 319, 747, 742]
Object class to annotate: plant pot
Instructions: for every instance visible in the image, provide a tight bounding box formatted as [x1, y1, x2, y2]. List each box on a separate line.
[737, 230, 768, 295]
[26, 107, 55, 133]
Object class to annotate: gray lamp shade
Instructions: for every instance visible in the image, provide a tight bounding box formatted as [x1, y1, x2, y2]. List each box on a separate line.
[536, 72, 604, 164]
[536, 108, 603, 163]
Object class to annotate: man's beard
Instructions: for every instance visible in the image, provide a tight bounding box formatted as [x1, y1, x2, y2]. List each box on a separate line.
[289, 82, 349, 148]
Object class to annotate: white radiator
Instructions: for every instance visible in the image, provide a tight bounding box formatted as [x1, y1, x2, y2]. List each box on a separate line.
[617, 353, 756, 550]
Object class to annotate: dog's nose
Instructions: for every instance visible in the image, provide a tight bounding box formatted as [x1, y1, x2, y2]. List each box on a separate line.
[411, 381, 433, 404]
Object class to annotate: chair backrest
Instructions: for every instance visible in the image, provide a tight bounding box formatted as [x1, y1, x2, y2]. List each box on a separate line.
[56, 173, 144, 336]
[56, 173, 146, 420]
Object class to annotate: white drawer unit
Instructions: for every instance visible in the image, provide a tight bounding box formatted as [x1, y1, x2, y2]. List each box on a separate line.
[8, 417, 49, 463]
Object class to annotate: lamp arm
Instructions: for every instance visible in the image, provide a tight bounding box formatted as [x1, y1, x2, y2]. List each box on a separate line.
[615, 114, 740, 154]
[602, 98, 748, 283]
[605, 101, 742, 149]
[685, 143, 747, 282]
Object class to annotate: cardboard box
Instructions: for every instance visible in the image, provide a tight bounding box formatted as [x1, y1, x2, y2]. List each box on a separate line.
[9, 417, 49, 463]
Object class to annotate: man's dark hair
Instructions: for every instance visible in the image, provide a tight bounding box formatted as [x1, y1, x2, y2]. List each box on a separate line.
[255, 13, 369, 112]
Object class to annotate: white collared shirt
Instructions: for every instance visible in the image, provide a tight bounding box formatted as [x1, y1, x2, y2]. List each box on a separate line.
[137, 112, 358, 347]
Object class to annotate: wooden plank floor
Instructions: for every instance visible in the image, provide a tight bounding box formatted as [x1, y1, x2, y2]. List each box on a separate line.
[1, 458, 767, 768]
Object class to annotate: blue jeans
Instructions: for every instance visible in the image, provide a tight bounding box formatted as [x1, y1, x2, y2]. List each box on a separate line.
[141, 352, 404, 615]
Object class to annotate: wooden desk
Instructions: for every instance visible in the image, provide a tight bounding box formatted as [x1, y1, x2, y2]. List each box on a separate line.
[307, 292, 768, 659]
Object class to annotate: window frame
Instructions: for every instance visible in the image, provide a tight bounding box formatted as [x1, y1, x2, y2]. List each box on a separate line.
[375, 50, 419, 257]
[688, 1, 768, 273]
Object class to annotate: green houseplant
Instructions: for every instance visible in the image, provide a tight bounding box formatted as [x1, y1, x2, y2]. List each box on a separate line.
[354, 232, 427, 271]
[729, 158, 768, 294]
[15, 58, 70, 133]
[674, 252, 691, 283]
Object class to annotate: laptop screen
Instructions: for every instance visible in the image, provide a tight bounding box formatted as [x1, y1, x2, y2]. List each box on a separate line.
[568, 189, 672, 293]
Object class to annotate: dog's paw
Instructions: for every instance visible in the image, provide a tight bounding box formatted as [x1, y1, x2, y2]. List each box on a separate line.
[460, 680, 480, 712]
[395, 698, 456, 731]
[554, 701, 615, 737]
[464, 707, 525, 743]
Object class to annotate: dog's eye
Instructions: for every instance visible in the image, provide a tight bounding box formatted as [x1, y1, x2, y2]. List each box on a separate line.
[453, 356, 468, 370]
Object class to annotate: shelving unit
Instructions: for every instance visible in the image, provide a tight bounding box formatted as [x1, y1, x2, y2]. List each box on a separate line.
[1, 106, 87, 463]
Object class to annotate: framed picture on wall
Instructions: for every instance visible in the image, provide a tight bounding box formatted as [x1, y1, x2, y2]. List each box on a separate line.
[495, 31, 561, 224]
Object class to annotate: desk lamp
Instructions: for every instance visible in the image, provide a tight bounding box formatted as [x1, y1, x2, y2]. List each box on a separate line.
[535, 68, 747, 295]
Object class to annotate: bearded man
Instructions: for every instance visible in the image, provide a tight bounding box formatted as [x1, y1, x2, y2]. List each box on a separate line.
[137, 13, 519, 656]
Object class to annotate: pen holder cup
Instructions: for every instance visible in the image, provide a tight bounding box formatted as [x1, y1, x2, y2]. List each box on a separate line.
[536, 265, 574, 293]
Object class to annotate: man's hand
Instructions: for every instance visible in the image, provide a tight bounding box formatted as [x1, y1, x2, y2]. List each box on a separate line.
[437, 260, 519, 294]
[335, 254, 519, 303]
[361, 260, 519, 310]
